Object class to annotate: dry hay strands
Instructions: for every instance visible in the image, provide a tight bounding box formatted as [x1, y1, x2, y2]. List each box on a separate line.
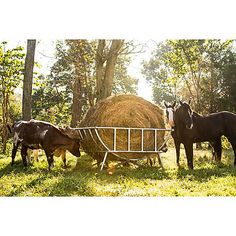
[79, 94, 166, 163]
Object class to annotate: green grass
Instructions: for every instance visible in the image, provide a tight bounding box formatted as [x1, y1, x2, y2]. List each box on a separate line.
[1, 144, 236, 196]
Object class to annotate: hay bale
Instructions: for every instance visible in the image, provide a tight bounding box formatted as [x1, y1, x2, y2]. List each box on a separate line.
[79, 94, 166, 163]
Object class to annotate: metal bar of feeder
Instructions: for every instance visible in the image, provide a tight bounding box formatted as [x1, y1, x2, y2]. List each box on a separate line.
[78, 129, 83, 140]
[141, 129, 144, 151]
[81, 130, 85, 139]
[113, 128, 117, 151]
[154, 129, 157, 151]
[75, 127, 172, 131]
[101, 152, 108, 171]
[94, 128, 110, 151]
[106, 150, 163, 153]
[75, 127, 173, 165]
[88, 129, 97, 144]
[128, 128, 131, 151]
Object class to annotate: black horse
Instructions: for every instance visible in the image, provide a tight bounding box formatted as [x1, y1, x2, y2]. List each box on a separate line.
[165, 101, 236, 169]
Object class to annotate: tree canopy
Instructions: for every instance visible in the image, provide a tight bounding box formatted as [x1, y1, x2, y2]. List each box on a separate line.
[142, 39, 236, 114]
[31, 40, 138, 126]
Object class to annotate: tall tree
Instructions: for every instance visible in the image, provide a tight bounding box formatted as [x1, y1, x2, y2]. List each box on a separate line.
[217, 49, 236, 112]
[0, 42, 24, 152]
[46, 39, 137, 127]
[142, 42, 178, 104]
[22, 39, 36, 120]
[96, 40, 125, 101]
[67, 40, 96, 127]
[50, 40, 96, 127]
[142, 39, 233, 114]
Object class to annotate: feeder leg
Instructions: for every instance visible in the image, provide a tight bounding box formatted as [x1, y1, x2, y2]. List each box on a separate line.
[100, 152, 108, 171]
[157, 153, 164, 169]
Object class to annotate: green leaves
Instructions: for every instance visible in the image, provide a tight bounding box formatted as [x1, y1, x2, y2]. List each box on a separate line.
[0, 41, 25, 94]
[142, 39, 235, 113]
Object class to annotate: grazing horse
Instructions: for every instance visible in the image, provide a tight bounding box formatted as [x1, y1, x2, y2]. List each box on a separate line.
[8, 120, 81, 170]
[164, 101, 236, 169]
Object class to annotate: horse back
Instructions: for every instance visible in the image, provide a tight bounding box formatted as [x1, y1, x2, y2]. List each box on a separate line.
[193, 111, 236, 141]
[14, 120, 70, 147]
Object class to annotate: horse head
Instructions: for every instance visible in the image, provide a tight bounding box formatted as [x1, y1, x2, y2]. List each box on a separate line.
[164, 101, 176, 127]
[175, 100, 193, 129]
[68, 139, 81, 157]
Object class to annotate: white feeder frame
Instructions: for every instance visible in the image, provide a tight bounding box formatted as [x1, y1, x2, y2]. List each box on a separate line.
[75, 127, 173, 171]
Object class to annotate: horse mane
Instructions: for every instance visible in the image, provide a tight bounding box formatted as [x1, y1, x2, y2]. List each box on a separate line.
[192, 111, 203, 118]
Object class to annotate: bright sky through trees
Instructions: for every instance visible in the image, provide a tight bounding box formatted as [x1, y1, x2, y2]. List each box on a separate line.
[8, 40, 155, 101]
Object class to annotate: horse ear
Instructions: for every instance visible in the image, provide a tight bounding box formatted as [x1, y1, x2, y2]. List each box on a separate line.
[180, 101, 183, 106]
[164, 101, 168, 108]
[188, 99, 191, 105]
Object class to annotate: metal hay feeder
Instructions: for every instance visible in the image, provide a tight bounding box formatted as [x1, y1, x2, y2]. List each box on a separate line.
[75, 126, 173, 171]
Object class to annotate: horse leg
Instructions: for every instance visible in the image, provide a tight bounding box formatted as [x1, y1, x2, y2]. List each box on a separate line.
[147, 155, 156, 166]
[11, 143, 19, 166]
[61, 151, 67, 169]
[34, 149, 39, 162]
[21, 145, 28, 166]
[45, 152, 54, 171]
[211, 138, 222, 164]
[183, 142, 194, 169]
[26, 149, 32, 164]
[209, 141, 216, 162]
[233, 146, 236, 167]
[227, 139, 236, 166]
[174, 139, 181, 167]
[157, 153, 164, 169]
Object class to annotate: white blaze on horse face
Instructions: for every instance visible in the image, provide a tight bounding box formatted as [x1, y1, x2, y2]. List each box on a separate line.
[188, 109, 193, 129]
[166, 108, 174, 127]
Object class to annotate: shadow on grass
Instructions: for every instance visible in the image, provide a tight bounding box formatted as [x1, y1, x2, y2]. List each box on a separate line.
[176, 163, 236, 183]
[47, 160, 171, 196]
[0, 160, 37, 178]
[2, 151, 236, 196]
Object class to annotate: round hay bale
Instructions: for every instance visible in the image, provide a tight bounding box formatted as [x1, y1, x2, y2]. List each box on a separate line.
[79, 94, 166, 163]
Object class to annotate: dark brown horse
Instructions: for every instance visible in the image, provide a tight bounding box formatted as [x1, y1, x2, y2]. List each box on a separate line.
[165, 101, 236, 169]
[8, 120, 81, 170]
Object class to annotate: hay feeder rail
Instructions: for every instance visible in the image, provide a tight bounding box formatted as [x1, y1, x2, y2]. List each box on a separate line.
[75, 127, 173, 171]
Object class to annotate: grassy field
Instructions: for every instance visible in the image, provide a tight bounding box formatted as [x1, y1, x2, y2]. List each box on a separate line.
[1, 143, 236, 196]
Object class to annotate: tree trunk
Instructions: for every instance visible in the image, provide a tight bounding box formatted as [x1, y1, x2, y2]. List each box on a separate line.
[103, 40, 124, 98]
[71, 77, 82, 127]
[95, 40, 124, 101]
[95, 40, 105, 101]
[22, 39, 36, 121]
